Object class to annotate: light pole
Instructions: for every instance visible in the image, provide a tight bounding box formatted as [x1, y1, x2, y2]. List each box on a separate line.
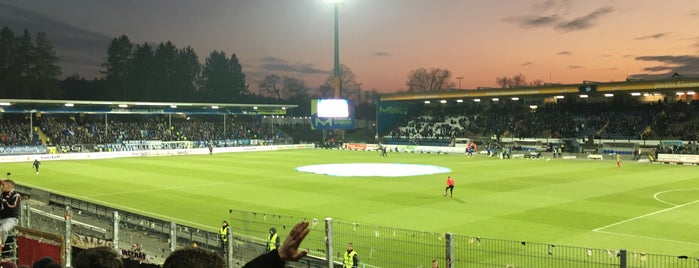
[456, 76, 464, 89]
[330, 0, 343, 98]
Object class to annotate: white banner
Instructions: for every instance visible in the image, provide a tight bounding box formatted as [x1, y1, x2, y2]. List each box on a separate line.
[657, 154, 699, 164]
[0, 144, 315, 163]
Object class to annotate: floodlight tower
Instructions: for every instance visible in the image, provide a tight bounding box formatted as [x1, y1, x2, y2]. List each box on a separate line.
[328, 0, 344, 98]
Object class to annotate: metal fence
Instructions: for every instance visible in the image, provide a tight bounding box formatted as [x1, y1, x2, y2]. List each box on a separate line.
[16, 186, 699, 268]
[230, 209, 699, 268]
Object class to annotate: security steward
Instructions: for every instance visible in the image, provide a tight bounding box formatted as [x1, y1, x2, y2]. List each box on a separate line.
[219, 220, 230, 254]
[343, 243, 359, 268]
[267, 227, 280, 252]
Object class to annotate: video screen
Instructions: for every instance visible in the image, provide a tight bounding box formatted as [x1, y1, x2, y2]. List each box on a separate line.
[316, 99, 349, 118]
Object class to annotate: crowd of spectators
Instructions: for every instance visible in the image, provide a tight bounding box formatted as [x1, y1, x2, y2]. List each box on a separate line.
[1, 114, 286, 147]
[388, 100, 699, 141]
[0, 119, 41, 146]
[2, 99, 698, 151]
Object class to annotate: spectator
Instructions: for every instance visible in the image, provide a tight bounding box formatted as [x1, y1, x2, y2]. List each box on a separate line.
[73, 246, 124, 268]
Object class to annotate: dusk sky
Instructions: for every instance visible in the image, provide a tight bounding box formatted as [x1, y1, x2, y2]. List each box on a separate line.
[2, 0, 699, 93]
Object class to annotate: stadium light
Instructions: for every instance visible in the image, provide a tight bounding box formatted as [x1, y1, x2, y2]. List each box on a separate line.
[676, 92, 685, 95]
[282, 107, 287, 110]
[554, 96, 564, 99]
[630, 92, 641, 96]
[0, 102, 11, 106]
[64, 103, 74, 107]
[456, 99, 463, 103]
[473, 99, 481, 102]
[688, 91, 696, 95]
[424, 100, 431, 104]
[439, 100, 447, 104]
[604, 93, 614, 97]
[511, 97, 519, 101]
[529, 105, 538, 109]
[211, 105, 219, 109]
[492, 98, 499, 102]
[579, 95, 588, 98]
[118, 104, 128, 108]
[326, 0, 346, 98]
[170, 105, 177, 108]
[643, 93, 650, 96]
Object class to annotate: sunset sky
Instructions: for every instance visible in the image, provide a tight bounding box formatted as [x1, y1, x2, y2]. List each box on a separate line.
[2, 0, 699, 93]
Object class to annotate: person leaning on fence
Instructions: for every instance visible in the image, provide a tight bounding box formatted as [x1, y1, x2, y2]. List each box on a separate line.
[343, 243, 359, 268]
[0, 180, 20, 252]
[73, 246, 125, 268]
[243, 221, 310, 268]
[219, 220, 230, 254]
[267, 227, 280, 252]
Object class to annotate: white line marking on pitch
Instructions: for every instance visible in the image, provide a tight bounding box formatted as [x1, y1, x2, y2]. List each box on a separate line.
[593, 200, 699, 232]
[595, 230, 699, 246]
[653, 188, 699, 206]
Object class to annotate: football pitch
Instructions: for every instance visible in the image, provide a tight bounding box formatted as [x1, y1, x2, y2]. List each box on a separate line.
[7, 149, 699, 256]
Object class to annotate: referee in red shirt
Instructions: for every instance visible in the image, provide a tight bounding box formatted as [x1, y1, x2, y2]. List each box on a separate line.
[443, 176, 455, 197]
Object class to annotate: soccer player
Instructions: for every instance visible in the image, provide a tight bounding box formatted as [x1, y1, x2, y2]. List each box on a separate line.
[380, 145, 387, 157]
[616, 154, 622, 168]
[443, 176, 455, 197]
[33, 159, 41, 174]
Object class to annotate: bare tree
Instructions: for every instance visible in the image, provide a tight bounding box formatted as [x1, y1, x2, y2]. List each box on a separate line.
[496, 73, 542, 88]
[258, 74, 283, 99]
[321, 64, 362, 101]
[258, 75, 307, 100]
[496, 76, 513, 88]
[406, 67, 454, 92]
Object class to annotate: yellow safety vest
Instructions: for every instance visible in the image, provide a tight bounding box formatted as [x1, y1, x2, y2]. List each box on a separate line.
[220, 226, 229, 242]
[267, 233, 278, 251]
[343, 250, 358, 268]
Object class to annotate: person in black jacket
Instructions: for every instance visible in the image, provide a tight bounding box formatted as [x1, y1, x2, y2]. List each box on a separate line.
[243, 221, 310, 268]
[163, 221, 310, 268]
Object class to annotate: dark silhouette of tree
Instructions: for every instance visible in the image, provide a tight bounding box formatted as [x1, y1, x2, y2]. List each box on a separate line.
[101, 35, 133, 100]
[258, 74, 307, 100]
[320, 64, 361, 101]
[0, 27, 61, 99]
[153, 41, 178, 101]
[406, 67, 454, 92]
[199, 51, 248, 102]
[0, 27, 19, 98]
[496, 73, 542, 88]
[30, 32, 62, 98]
[62, 73, 99, 100]
[129, 42, 156, 101]
[173, 46, 200, 102]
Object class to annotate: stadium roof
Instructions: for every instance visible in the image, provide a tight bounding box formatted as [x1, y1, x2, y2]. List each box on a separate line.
[380, 77, 699, 102]
[0, 99, 297, 115]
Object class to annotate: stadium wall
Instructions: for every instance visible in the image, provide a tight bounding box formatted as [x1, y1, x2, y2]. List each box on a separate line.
[0, 144, 315, 163]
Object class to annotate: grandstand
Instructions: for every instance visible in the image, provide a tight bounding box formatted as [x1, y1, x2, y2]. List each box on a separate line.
[2, 77, 699, 268]
[377, 78, 699, 158]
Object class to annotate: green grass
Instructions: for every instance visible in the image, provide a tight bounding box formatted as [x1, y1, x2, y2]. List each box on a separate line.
[6, 149, 699, 257]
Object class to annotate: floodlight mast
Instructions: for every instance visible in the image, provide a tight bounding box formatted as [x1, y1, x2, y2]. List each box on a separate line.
[329, 0, 344, 99]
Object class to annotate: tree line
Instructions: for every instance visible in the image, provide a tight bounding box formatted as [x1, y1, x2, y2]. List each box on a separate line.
[0, 26, 545, 118]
